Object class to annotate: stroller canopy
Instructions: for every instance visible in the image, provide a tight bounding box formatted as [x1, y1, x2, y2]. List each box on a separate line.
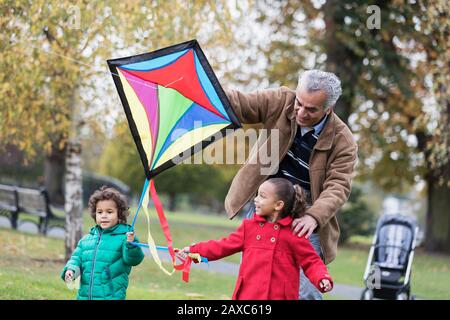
[375, 214, 417, 269]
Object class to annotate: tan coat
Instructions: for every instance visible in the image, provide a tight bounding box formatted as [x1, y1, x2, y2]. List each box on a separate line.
[224, 87, 358, 264]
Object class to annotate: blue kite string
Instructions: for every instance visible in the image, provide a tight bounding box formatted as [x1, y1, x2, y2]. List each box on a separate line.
[130, 242, 209, 264]
[129, 242, 167, 251]
[130, 178, 150, 230]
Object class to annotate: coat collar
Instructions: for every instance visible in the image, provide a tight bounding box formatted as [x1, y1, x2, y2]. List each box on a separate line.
[90, 223, 130, 235]
[313, 112, 335, 151]
[253, 214, 293, 226]
[285, 98, 336, 151]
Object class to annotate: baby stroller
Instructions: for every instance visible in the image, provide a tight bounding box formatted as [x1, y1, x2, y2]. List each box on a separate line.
[361, 214, 419, 300]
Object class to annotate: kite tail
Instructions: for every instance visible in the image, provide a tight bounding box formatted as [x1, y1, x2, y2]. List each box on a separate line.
[149, 179, 177, 265]
[143, 195, 176, 276]
[174, 252, 204, 283]
[132, 179, 175, 276]
[131, 178, 203, 282]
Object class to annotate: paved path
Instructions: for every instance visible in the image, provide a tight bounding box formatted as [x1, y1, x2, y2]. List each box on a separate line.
[0, 217, 363, 299]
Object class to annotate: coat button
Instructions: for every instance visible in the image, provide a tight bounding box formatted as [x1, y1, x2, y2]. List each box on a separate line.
[256, 235, 261, 240]
[270, 237, 276, 243]
[259, 222, 264, 227]
[274, 224, 279, 230]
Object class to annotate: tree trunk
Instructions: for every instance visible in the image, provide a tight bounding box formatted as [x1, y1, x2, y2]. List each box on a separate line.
[64, 141, 83, 261]
[424, 164, 450, 253]
[168, 192, 177, 212]
[418, 76, 449, 253]
[323, 0, 354, 124]
[44, 143, 66, 206]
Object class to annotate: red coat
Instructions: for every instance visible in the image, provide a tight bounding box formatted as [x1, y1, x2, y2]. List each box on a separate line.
[190, 214, 333, 300]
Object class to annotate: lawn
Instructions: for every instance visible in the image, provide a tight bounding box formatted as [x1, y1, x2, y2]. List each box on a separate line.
[330, 243, 450, 300]
[0, 228, 236, 299]
[0, 210, 449, 300]
[0, 209, 241, 300]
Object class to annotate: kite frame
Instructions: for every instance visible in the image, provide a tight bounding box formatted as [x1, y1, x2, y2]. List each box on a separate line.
[107, 39, 241, 180]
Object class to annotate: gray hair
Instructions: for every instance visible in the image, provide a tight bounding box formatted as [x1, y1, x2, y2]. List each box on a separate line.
[298, 70, 342, 110]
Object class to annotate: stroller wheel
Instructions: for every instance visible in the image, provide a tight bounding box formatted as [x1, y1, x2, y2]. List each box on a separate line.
[396, 292, 409, 300]
[361, 288, 373, 300]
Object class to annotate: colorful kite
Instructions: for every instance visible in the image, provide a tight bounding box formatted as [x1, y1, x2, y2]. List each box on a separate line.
[107, 40, 241, 281]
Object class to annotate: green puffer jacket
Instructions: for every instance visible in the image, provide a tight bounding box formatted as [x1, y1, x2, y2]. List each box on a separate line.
[61, 223, 144, 300]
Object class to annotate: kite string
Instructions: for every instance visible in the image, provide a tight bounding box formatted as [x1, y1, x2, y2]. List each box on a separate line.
[16, 41, 184, 91]
[163, 77, 183, 88]
[130, 179, 150, 230]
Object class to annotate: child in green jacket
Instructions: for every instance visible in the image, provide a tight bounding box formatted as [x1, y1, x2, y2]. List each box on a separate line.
[61, 186, 144, 300]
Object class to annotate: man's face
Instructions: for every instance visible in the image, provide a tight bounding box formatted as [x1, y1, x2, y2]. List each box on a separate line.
[294, 87, 332, 127]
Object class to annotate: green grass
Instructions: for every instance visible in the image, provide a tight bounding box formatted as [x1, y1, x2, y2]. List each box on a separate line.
[0, 227, 236, 299]
[1, 210, 449, 300]
[0, 209, 241, 300]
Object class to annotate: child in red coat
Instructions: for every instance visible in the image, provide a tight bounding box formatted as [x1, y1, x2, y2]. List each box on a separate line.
[181, 178, 333, 300]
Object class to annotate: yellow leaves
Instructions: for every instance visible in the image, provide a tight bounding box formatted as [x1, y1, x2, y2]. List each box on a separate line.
[44, 141, 53, 155]
[1, 0, 239, 163]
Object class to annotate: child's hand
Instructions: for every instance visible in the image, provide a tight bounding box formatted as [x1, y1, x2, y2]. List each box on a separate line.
[126, 232, 135, 243]
[65, 270, 74, 282]
[319, 279, 332, 292]
[176, 247, 190, 260]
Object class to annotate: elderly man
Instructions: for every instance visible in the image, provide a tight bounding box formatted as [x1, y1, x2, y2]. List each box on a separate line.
[224, 70, 358, 300]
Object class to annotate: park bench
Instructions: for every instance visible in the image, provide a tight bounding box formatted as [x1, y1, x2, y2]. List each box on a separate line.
[0, 184, 19, 229]
[0, 183, 65, 235]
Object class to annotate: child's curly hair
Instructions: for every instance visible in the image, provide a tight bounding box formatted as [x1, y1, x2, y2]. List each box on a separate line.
[88, 186, 130, 224]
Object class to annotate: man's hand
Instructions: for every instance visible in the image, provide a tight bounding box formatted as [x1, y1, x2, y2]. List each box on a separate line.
[292, 215, 318, 239]
[64, 270, 74, 282]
